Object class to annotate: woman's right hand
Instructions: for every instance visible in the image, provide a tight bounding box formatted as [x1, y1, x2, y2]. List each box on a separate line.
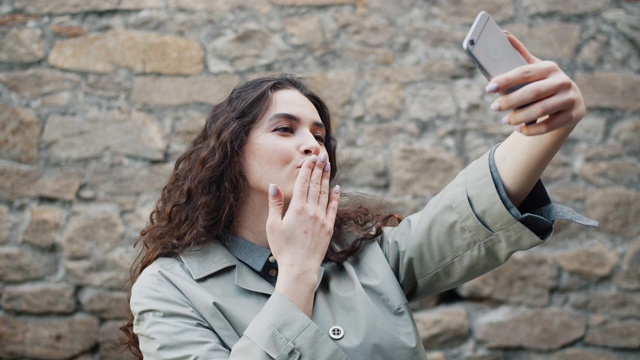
[265, 152, 340, 316]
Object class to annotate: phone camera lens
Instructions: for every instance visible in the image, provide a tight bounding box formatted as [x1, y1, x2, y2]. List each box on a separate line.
[469, 39, 475, 46]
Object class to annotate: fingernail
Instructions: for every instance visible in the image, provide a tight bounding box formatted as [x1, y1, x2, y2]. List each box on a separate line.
[486, 82, 499, 94]
[502, 115, 510, 124]
[490, 101, 501, 111]
[324, 161, 330, 172]
[269, 183, 278, 196]
[333, 185, 340, 194]
[514, 125, 523, 133]
[309, 155, 317, 163]
[319, 152, 328, 162]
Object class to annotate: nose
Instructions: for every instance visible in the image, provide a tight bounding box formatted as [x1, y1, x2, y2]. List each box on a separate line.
[300, 131, 321, 156]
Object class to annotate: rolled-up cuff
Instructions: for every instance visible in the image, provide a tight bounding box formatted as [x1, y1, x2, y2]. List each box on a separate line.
[488, 145, 598, 239]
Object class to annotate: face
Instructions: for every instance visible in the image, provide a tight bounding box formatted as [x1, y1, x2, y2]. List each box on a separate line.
[242, 89, 327, 203]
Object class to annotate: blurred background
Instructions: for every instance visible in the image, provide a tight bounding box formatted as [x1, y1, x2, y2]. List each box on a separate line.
[0, 0, 638, 359]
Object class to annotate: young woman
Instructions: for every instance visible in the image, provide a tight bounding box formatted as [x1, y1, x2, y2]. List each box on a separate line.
[121, 34, 596, 359]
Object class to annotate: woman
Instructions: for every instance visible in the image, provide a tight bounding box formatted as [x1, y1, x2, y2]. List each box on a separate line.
[122, 34, 596, 359]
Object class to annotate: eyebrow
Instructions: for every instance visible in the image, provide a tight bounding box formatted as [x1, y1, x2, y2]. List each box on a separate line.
[267, 113, 325, 131]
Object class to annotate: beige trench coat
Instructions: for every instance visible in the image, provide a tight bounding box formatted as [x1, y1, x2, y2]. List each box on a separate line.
[131, 151, 546, 359]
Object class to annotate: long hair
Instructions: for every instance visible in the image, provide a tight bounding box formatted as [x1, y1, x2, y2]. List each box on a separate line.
[120, 74, 400, 357]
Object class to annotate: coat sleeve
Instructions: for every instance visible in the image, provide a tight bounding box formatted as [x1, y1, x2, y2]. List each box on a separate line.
[131, 262, 349, 360]
[378, 150, 546, 301]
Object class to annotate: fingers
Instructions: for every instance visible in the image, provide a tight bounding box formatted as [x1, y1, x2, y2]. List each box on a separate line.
[503, 31, 539, 65]
[325, 185, 340, 225]
[503, 84, 575, 126]
[307, 152, 329, 205]
[291, 154, 316, 204]
[266, 183, 284, 230]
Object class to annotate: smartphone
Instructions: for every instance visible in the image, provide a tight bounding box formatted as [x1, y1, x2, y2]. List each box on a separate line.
[463, 11, 528, 93]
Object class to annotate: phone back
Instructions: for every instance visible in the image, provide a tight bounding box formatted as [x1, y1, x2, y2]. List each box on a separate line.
[463, 11, 527, 80]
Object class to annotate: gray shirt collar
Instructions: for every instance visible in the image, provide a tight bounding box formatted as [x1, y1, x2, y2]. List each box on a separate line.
[223, 234, 272, 273]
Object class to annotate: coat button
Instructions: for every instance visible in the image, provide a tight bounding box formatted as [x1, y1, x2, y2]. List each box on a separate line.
[329, 325, 344, 340]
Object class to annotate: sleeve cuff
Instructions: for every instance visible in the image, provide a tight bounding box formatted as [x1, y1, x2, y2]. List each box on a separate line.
[488, 145, 598, 239]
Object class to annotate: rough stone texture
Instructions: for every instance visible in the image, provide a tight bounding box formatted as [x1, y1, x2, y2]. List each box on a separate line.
[555, 243, 619, 282]
[413, 307, 470, 348]
[131, 74, 240, 106]
[458, 252, 558, 306]
[0, 27, 45, 63]
[49, 30, 203, 75]
[79, 288, 129, 320]
[42, 110, 166, 161]
[0, 69, 82, 99]
[576, 72, 640, 111]
[615, 238, 640, 290]
[20, 206, 63, 249]
[0, 1, 638, 358]
[585, 319, 640, 349]
[99, 320, 127, 360]
[586, 188, 640, 238]
[0, 314, 99, 359]
[391, 146, 463, 196]
[1, 283, 76, 314]
[522, 0, 612, 15]
[14, 0, 162, 14]
[476, 308, 586, 350]
[0, 105, 41, 164]
[0, 205, 11, 245]
[0, 247, 57, 282]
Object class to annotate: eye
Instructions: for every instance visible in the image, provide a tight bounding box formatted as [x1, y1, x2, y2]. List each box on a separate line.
[314, 134, 325, 144]
[274, 125, 293, 134]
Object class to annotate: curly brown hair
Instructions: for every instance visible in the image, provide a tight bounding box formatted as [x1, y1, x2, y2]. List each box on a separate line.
[120, 74, 400, 358]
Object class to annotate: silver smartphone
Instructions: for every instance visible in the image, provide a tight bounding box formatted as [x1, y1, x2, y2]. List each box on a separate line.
[463, 11, 528, 93]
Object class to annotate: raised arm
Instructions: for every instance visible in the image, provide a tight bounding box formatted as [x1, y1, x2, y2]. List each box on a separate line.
[487, 32, 586, 207]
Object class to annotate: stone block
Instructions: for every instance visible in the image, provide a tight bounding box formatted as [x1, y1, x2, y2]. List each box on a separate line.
[580, 158, 640, 187]
[508, 23, 581, 60]
[576, 72, 640, 111]
[208, 25, 288, 71]
[0, 247, 57, 282]
[585, 319, 640, 349]
[555, 243, 619, 282]
[14, 0, 162, 14]
[0, 105, 41, 164]
[49, 30, 203, 75]
[0, 27, 45, 63]
[584, 292, 640, 318]
[391, 146, 462, 196]
[364, 83, 405, 120]
[406, 83, 457, 121]
[0, 164, 39, 200]
[615, 238, 640, 290]
[87, 162, 173, 195]
[523, 0, 612, 15]
[99, 320, 127, 360]
[0, 68, 82, 99]
[1, 283, 76, 314]
[270, 0, 363, 5]
[0, 205, 11, 245]
[338, 147, 388, 188]
[35, 170, 83, 201]
[42, 110, 166, 161]
[611, 117, 640, 153]
[284, 15, 325, 46]
[79, 288, 129, 319]
[586, 187, 640, 238]
[62, 205, 126, 260]
[431, 0, 515, 23]
[0, 314, 99, 359]
[413, 307, 470, 348]
[475, 307, 585, 350]
[306, 70, 356, 125]
[131, 74, 240, 106]
[20, 206, 63, 249]
[458, 252, 558, 306]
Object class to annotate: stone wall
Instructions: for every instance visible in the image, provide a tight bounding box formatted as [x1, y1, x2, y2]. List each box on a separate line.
[0, 0, 638, 359]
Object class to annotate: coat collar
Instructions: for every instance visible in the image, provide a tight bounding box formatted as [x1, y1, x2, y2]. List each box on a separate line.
[179, 240, 325, 296]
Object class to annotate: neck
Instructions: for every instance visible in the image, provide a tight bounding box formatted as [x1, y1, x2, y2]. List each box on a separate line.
[233, 191, 272, 249]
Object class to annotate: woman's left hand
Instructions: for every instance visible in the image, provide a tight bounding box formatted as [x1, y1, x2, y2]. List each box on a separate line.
[486, 31, 586, 136]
